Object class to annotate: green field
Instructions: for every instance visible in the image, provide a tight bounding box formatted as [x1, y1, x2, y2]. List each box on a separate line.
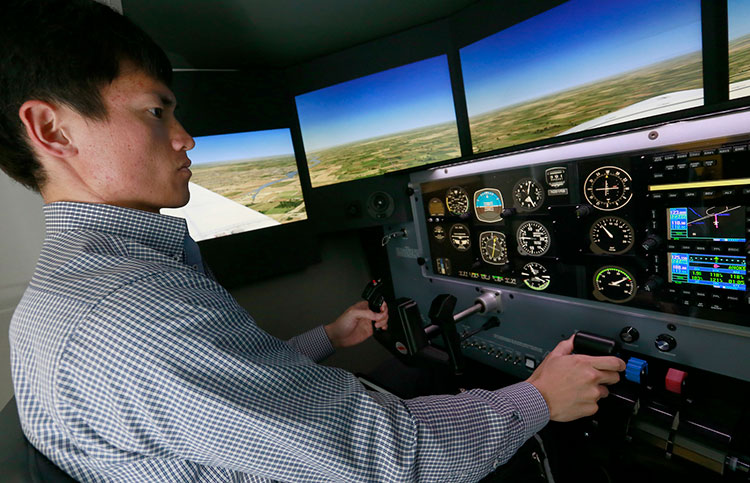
[307, 121, 461, 187]
[190, 155, 307, 224]
[469, 50, 706, 153]
[730, 33, 750, 84]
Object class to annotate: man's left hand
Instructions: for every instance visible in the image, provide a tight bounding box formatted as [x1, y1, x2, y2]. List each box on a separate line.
[324, 301, 389, 348]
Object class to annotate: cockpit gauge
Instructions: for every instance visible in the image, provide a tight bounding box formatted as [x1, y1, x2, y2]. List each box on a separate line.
[521, 262, 551, 291]
[449, 223, 471, 251]
[433, 225, 446, 242]
[435, 258, 451, 276]
[446, 187, 470, 216]
[516, 221, 551, 256]
[428, 198, 446, 217]
[512, 178, 545, 211]
[473, 188, 504, 222]
[589, 216, 635, 254]
[479, 231, 508, 265]
[584, 166, 633, 211]
[593, 266, 636, 303]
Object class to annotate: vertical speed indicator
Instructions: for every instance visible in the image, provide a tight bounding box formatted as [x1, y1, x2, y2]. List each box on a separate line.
[584, 166, 633, 211]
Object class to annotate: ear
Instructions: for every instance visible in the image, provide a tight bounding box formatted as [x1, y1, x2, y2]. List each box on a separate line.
[18, 100, 78, 158]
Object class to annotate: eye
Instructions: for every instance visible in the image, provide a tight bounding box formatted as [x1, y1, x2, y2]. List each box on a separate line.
[147, 107, 163, 119]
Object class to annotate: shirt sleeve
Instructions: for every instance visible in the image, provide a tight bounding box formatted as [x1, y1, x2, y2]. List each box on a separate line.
[286, 325, 335, 362]
[53, 274, 549, 482]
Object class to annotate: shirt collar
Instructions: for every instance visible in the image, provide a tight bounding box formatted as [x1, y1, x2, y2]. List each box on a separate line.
[43, 202, 189, 260]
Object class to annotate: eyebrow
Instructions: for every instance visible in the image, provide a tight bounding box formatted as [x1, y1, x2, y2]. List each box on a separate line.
[159, 94, 176, 107]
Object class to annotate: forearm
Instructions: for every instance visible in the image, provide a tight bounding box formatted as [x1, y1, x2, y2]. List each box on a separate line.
[286, 325, 335, 362]
[397, 382, 549, 481]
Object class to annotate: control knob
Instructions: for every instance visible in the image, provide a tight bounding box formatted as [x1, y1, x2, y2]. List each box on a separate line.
[575, 204, 593, 219]
[641, 234, 662, 251]
[655, 334, 677, 352]
[619, 326, 640, 343]
[641, 275, 664, 293]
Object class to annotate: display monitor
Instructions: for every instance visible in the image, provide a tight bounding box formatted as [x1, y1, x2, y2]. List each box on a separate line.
[295, 55, 461, 187]
[667, 206, 746, 243]
[729, 0, 750, 100]
[668, 252, 746, 291]
[460, 0, 703, 154]
[162, 128, 307, 241]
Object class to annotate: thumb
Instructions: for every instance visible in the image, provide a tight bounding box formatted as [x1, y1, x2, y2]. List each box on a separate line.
[550, 335, 575, 357]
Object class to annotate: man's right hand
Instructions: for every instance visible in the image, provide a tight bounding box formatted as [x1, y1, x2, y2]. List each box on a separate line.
[526, 335, 625, 422]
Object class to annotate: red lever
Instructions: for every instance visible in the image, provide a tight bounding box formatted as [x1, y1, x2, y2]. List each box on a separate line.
[665, 368, 687, 394]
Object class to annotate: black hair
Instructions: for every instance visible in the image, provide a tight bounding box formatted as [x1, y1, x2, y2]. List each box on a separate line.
[0, 0, 173, 192]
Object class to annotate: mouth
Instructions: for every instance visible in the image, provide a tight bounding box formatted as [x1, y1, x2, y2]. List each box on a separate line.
[179, 159, 192, 174]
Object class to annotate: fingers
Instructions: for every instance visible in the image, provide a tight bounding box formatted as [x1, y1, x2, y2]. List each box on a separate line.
[595, 369, 621, 386]
[589, 356, 626, 372]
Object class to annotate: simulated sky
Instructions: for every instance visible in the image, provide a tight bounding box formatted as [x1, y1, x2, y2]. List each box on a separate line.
[729, 0, 750, 40]
[460, 0, 703, 117]
[188, 128, 295, 166]
[295, 55, 457, 152]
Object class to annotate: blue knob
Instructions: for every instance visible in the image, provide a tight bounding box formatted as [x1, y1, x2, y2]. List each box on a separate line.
[625, 357, 648, 384]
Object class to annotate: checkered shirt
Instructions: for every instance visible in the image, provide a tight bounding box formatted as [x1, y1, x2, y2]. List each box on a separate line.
[10, 202, 549, 482]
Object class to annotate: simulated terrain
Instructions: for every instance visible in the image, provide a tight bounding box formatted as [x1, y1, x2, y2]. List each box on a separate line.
[189, 155, 307, 224]
[730, 33, 750, 85]
[307, 121, 461, 187]
[469, 50, 705, 153]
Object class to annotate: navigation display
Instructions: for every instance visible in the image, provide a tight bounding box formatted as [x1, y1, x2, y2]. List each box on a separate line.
[667, 206, 746, 242]
[296, 55, 460, 187]
[161, 129, 307, 241]
[668, 253, 746, 291]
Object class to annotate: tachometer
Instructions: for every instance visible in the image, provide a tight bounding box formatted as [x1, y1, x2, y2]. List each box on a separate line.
[584, 166, 633, 211]
[593, 266, 636, 303]
[516, 221, 551, 256]
[512, 178, 545, 212]
[521, 262, 550, 291]
[589, 216, 635, 254]
[479, 231, 508, 265]
[446, 187, 470, 216]
[473, 188, 504, 222]
[449, 223, 471, 251]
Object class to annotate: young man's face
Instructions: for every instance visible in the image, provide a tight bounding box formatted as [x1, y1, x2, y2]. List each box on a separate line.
[72, 64, 195, 213]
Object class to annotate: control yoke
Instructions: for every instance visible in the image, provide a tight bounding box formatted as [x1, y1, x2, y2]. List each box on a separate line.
[363, 280, 501, 375]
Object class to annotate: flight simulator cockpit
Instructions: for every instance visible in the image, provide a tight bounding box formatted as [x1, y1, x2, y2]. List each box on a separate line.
[5, 0, 750, 481]
[168, 0, 750, 480]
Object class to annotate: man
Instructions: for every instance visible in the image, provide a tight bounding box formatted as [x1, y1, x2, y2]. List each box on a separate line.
[1, 0, 625, 481]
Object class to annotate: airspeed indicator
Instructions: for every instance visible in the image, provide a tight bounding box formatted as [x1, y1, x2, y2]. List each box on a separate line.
[446, 187, 470, 215]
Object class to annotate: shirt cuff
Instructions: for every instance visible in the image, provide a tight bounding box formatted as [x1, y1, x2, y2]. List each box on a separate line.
[493, 381, 550, 441]
[286, 326, 335, 362]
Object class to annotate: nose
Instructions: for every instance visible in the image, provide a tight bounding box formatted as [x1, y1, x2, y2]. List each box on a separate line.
[172, 120, 195, 152]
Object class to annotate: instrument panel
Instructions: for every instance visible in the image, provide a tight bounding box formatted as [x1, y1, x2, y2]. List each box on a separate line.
[419, 141, 750, 325]
[382, 111, 750, 478]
